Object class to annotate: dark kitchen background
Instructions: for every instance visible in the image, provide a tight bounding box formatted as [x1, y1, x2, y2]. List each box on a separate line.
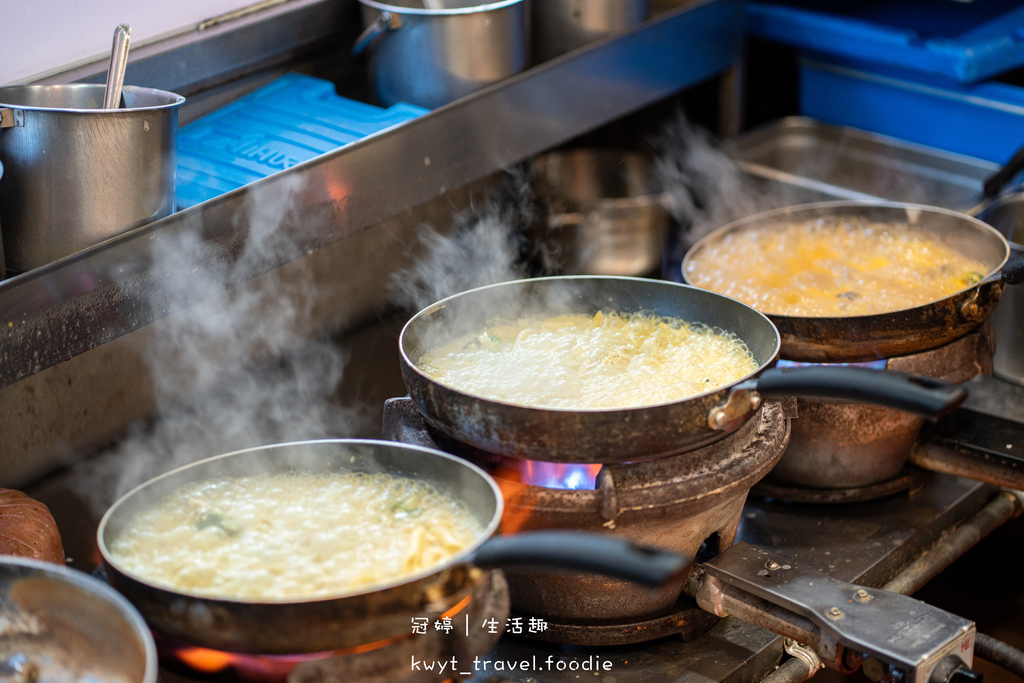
[2, 0, 1024, 682]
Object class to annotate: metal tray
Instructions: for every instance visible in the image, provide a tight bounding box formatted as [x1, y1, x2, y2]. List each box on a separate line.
[724, 117, 1000, 213]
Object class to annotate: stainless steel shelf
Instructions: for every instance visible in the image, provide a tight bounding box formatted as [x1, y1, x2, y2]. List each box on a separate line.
[0, 0, 742, 486]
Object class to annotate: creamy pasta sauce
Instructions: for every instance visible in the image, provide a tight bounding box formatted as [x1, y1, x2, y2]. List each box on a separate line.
[417, 311, 759, 408]
[686, 218, 988, 317]
[108, 472, 483, 601]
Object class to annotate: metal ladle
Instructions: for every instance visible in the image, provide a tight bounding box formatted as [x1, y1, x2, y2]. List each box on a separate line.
[102, 24, 131, 109]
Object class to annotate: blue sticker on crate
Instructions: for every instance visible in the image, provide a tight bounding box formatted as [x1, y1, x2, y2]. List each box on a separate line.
[175, 73, 428, 209]
[747, 0, 1024, 84]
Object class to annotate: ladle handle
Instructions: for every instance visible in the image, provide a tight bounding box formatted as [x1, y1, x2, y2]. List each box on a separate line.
[103, 24, 131, 110]
[470, 531, 689, 588]
[750, 367, 968, 419]
[352, 11, 392, 58]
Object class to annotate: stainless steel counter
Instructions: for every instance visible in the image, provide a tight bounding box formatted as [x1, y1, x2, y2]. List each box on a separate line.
[0, 0, 743, 487]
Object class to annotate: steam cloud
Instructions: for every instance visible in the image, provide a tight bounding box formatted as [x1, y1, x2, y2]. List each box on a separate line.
[652, 111, 804, 267]
[69, 111, 783, 515]
[389, 168, 550, 314]
[71, 174, 371, 515]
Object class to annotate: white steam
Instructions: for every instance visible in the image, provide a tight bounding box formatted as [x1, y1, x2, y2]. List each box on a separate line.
[71, 174, 369, 514]
[652, 111, 808, 265]
[390, 171, 545, 314]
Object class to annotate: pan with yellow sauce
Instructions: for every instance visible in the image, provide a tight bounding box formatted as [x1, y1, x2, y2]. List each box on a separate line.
[684, 217, 988, 317]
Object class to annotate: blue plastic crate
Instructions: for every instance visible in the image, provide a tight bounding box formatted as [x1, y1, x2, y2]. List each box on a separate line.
[748, 0, 1024, 84]
[176, 73, 428, 208]
[800, 59, 1024, 165]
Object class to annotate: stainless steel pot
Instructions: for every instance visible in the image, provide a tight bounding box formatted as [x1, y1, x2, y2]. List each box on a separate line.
[0, 84, 184, 273]
[532, 148, 669, 276]
[353, 0, 530, 109]
[0, 158, 5, 278]
[1, 556, 157, 683]
[533, 0, 647, 62]
[977, 193, 1024, 386]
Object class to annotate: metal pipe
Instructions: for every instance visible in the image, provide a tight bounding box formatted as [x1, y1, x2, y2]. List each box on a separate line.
[760, 657, 817, 683]
[882, 489, 1024, 595]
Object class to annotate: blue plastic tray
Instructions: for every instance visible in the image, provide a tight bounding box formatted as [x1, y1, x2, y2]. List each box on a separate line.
[176, 74, 427, 208]
[800, 59, 1024, 165]
[748, 0, 1024, 84]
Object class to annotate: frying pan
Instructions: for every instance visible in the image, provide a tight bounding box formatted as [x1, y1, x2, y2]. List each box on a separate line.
[1, 556, 157, 683]
[97, 439, 687, 654]
[682, 201, 1024, 363]
[399, 276, 967, 463]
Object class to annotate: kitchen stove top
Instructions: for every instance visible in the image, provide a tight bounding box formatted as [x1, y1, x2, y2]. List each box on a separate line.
[20, 380, 1022, 683]
[467, 474, 1004, 683]
[150, 473, 1005, 683]
[376, 393, 1019, 682]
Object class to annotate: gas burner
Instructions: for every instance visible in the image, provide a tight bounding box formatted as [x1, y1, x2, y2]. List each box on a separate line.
[751, 467, 933, 504]
[155, 571, 509, 683]
[765, 322, 995, 494]
[383, 396, 791, 642]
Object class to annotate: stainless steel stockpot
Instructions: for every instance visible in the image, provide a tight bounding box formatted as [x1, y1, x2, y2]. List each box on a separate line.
[977, 193, 1024, 386]
[534, 0, 647, 62]
[0, 84, 184, 272]
[353, 0, 529, 109]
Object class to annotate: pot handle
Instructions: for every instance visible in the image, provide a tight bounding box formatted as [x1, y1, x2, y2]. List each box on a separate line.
[352, 11, 395, 58]
[1001, 254, 1024, 285]
[745, 366, 968, 419]
[469, 531, 689, 588]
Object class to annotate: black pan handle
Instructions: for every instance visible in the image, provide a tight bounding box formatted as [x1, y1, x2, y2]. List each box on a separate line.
[1002, 254, 1024, 285]
[984, 141, 1024, 197]
[745, 367, 968, 419]
[469, 531, 690, 588]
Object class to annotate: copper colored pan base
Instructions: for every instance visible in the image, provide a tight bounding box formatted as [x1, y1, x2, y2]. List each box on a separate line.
[765, 322, 994, 491]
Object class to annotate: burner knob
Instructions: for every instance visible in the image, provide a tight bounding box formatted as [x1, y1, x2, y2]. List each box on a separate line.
[862, 657, 906, 683]
[929, 656, 984, 683]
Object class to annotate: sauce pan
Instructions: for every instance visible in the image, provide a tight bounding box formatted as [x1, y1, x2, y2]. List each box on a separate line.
[399, 276, 967, 463]
[683, 201, 1024, 363]
[97, 439, 687, 654]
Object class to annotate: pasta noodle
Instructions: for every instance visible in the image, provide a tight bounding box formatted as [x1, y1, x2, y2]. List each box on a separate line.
[108, 472, 482, 601]
[417, 310, 759, 409]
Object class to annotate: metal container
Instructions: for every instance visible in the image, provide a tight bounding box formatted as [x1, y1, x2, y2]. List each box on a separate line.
[354, 0, 529, 109]
[0, 556, 157, 683]
[532, 148, 669, 276]
[978, 193, 1024, 385]
[0, 158, 5, 278]
[533, 0, 647, 62]
[0, 84, 184, 273]
[723, 117, 999, 213]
